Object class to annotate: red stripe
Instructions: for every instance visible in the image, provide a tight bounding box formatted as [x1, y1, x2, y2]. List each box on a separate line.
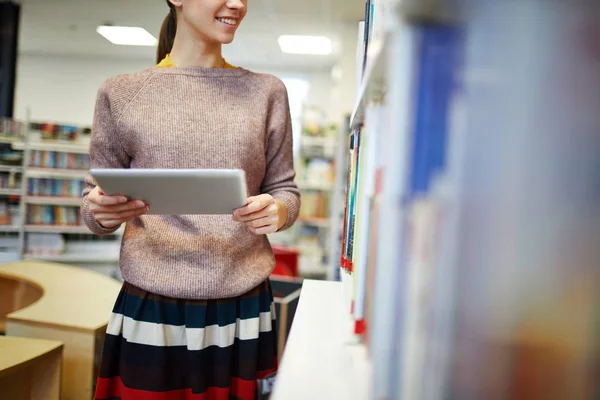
[95, 376, 257, 400]
[230, 377, 256, 399]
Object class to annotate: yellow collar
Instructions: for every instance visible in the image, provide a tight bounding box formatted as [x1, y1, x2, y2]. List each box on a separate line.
[157, 54, 235, 69]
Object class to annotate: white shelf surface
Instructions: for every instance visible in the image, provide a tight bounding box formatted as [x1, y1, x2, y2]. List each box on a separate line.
[272, 280, 370, 400]
[13, 140, 89, 154]
[24, 252, 119, 263]
[350, 35, 389, 128]
[0, 165, 23, 173]
[26, 167, 88, 179]
[24, 225, 91, 234]
[25, 196, 81, 206]
[0, 188, 22, 196]
[0, 225, 20, 233]
[0, 136, 24, 144]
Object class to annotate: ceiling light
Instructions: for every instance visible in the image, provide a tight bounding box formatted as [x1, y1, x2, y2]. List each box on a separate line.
[278, 35, 332, 55]
[97, 26, 158, 46]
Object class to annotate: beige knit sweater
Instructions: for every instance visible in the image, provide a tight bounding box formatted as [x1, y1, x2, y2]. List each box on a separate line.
[81, 66, 300, 299]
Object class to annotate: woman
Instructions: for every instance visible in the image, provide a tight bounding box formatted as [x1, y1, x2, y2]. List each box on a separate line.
[82, 0, 300, 398]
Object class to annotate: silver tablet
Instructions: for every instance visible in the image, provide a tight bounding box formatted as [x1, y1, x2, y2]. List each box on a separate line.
[90, 169, 248, 215]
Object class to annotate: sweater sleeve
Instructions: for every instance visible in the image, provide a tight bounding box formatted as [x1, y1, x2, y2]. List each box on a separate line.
[261, 77, 301, 231]
[80, 81, 131, 235]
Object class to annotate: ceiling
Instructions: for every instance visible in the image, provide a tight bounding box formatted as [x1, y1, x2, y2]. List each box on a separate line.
[16, 0, 365, 70]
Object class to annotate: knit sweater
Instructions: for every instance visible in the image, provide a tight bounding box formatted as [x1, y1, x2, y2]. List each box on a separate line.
[81, 66, 300, 299]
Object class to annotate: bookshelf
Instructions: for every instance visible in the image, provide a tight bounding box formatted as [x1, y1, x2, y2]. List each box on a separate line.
[24, 252, 119, 263]
[0, 136, 24, 144]
[271, 280, 369, 400]
[313, 1, 465, 399]
[25, 196, 82, 206]
[0, 118, 122, 270]
[24, 225, 94, 234]
[288, 106, 340, 278]
[26, 167, 89, 179]
[0, 165, 23, 173]
[349, 34, 388, 128]
[12, 140, 89, 154]
[324, 1, 598, 399]
[0, 188, 22, 196]
[0, 118, 26, 258]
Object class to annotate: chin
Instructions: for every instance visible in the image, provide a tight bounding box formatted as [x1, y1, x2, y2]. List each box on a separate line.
[218, 34, 236, 45]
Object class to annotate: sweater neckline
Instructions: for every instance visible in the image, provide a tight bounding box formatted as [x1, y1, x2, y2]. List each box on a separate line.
[150, 66, 250, 77]
[157, 53, 236, 69]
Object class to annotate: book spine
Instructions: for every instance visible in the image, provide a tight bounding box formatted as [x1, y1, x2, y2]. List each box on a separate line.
[352, 105, 381, 335]
[340, 131, 355, 272]
[347, 128, 362, 271]
[362, 0, 372, 74]
[356, 21, 366, 88]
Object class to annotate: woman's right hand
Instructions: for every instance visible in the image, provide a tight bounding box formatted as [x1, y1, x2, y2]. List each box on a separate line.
[88, 186, 149, 229]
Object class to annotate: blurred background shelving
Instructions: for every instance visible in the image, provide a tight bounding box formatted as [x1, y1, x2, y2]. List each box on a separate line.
[0, 117, 122, 275]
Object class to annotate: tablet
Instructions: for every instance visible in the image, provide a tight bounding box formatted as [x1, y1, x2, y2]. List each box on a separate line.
[90, 169, 248, 215]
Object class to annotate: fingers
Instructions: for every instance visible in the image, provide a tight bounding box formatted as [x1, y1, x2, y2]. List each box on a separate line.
[235, 195, 274, 217]
[233, 203, 278, 223]
[95, 206, 150, 229]
[94, 206, 150, 223]
[244, 214, 279, 229]
[90, 199, 146, 214]
[247, 222, 278, 235]
[245, 214, 278, 235]
[232, 195, 280, 235]
[90, 193, 129, 206]
[88, 186, 148, 228]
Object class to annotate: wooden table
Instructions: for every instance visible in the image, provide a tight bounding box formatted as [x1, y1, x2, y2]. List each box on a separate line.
[0, 336, 63, 400]
[0, 261, 122, 400]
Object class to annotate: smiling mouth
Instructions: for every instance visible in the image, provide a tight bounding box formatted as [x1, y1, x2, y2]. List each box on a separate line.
[216, 17, 237, 26]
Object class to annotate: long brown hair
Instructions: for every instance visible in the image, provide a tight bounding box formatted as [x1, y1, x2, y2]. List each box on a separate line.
[156, 0, 177, 64]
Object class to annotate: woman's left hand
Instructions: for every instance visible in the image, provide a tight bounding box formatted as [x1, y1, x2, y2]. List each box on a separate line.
[233, 194, 288, 235]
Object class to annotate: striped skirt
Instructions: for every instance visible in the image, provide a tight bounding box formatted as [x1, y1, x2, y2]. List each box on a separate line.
[94, 280, 278, 400]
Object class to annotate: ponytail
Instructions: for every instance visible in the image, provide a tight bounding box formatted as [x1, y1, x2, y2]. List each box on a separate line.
[156, 3, 177, 64]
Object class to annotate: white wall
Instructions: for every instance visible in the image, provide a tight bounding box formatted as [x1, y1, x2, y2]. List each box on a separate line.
[14, 55, 152, 126]
[329, 21, 361, 126]
[14, 54, 335, 127]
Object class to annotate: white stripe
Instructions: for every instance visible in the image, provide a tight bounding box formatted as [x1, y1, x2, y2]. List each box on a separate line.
[106, 310, 274, 350]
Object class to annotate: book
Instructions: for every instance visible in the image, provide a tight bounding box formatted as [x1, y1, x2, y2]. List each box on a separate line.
[356, 21, 366, 88]
[340, 130, 356, 272]
[352, 104, 384, 335]
[362, 0, 371, 75]
[397, 24, 464, 400]
[347, 128, 361, 271]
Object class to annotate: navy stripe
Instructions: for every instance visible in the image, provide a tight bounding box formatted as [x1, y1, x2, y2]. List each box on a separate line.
[99, 328, 277, 392]
[112, 283, 273, 328]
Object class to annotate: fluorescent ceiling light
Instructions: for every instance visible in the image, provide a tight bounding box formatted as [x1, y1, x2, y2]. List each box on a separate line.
[97, 26, 157, 46]
[278, 35, 332, 55]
